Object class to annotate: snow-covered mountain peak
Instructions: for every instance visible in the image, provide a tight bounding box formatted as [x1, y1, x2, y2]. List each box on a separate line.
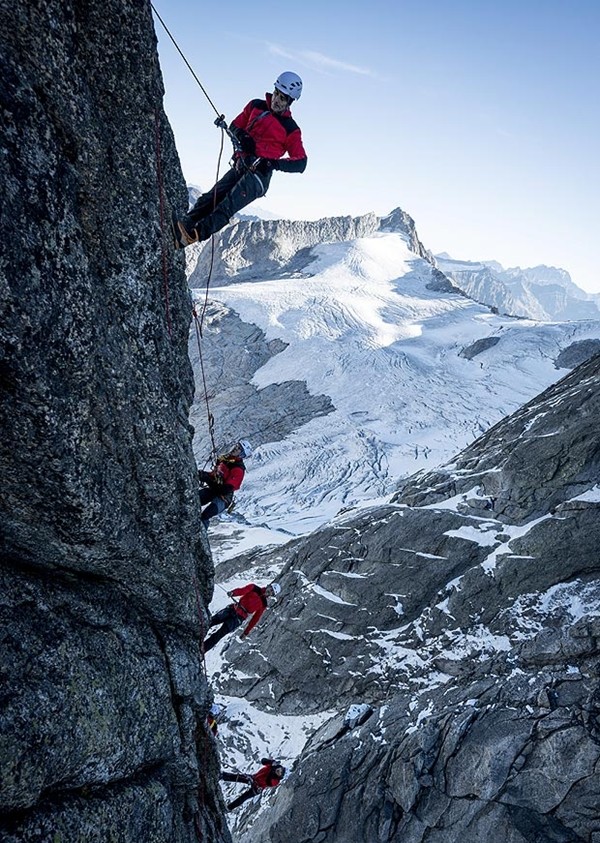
[185, 205, 433, 287]
[188, 213, 600, 541]
[437, 254, 600, 321]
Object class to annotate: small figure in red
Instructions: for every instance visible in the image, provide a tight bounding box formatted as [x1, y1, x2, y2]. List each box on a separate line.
[221, 759, 286, 810]
[204, 582, 281, 652]
[198, 440, 252, 528]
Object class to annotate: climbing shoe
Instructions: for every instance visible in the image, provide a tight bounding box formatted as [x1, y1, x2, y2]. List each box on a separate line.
[171, 210, 184, 249]
[178, 219, 199, 247]
[171, 211, 198, 249]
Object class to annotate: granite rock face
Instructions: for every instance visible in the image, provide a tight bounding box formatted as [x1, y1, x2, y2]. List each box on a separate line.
[0, 1, 228, 840]
[215, 356, 600, 843]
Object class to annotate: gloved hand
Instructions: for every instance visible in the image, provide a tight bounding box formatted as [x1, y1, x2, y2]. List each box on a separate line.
[214, 114, 229, 130]
[229, 125, 255, 155]
[198, 470, 212, 484]
[238, 133, 256, 155]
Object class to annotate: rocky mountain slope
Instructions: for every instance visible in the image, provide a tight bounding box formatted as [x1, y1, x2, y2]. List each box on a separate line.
[436, 255, 600, 322]
[214, 353, 600, 843]
[0, 1, 227, 841]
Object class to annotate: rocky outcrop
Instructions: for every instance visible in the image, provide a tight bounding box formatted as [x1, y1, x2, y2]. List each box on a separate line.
[378, 208, 435, 263]
[397, 353, 600, 522]
[186, 207, 436, 286]
[555, 338, 600, 370]
[213, 355, 600, 842]
[459, 335, 501, 359]
[0, 1, 227, 840]
[189, 302, 334, 459]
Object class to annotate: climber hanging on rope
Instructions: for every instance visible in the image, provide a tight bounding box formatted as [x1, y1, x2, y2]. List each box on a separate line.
[203, 582, 281, 652]
[221, 759, 286, 810]
[198, 440, 252, 528]
[207, 702, 225, 737]
[172, 71, 307, 247]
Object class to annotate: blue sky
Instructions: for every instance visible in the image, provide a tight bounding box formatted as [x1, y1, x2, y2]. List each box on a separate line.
[153, 1, 600, 293]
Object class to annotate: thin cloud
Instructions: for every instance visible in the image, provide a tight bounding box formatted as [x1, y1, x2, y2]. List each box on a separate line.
[301, 50, 376, 77]
[267, 42, 377, 78]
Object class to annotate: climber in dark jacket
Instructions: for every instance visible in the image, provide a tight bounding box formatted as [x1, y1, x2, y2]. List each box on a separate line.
[203, 582, 282, 652]
[221, 759, 286, 810]
[173, 71, 307, 247]
[198, 440, 252, 528]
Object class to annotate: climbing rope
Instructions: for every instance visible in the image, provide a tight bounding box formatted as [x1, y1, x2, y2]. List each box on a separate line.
[149, 13, 237, 834]
[151, 4, 234, 468]
[151, 3, 221, 117]
[192, 575, 209, 841]
[192, 304, 218, 466]
[190, 132, 226, 470]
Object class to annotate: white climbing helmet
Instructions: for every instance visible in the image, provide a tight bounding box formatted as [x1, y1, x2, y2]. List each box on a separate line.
[270, 582, 281, 596]
[238, 439, 253, 458]
[274, 71, 303, 100]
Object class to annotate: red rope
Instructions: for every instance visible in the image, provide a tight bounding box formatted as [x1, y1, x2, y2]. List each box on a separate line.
[154, 110, 173, 337]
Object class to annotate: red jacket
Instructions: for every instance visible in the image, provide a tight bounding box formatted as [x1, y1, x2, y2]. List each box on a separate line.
[231, 584, 268, 635]
[231, 93, 307, 173]
[252, 763, 283, 790]
[214, 457, 245, 493]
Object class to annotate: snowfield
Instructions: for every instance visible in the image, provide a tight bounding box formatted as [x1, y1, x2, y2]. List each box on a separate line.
[190, 231, 600, 541]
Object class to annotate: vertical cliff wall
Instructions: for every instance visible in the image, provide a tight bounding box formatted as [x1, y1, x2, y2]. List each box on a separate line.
[0, 1, 228, 840]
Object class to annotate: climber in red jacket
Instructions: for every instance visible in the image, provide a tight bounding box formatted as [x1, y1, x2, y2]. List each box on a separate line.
[198, 440, 252, 528]
[203, 582, 282, 652]
[221, 759, 286, 810]
[173, 71, 307, 247]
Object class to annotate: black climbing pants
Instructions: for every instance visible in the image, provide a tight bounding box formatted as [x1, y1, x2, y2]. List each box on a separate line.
[187, 166, 271, 241]
[199, 486, 230, 527]
[203, 605, 243, 652]
[221, 772, 258, 810]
